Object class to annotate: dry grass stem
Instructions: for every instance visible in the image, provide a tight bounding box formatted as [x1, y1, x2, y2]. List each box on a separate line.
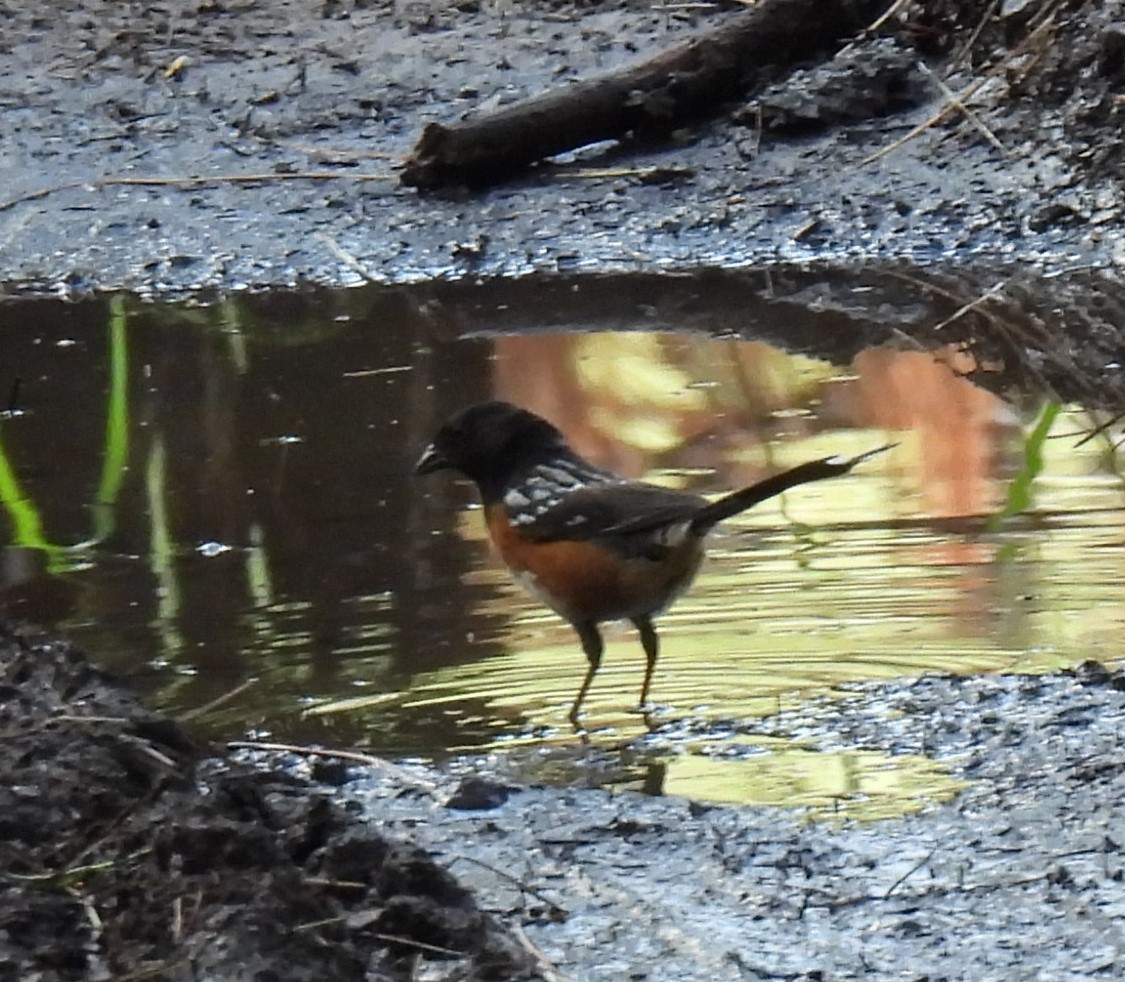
[228, 740, 438, 790]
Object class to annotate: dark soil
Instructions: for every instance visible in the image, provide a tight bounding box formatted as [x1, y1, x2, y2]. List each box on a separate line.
[1, 0, 1123, 296]
[0, 622, 532, 981]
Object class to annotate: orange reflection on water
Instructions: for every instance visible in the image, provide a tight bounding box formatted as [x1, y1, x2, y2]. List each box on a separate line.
[495, 334, 1014, 519]
[847, 346, 1012, 517]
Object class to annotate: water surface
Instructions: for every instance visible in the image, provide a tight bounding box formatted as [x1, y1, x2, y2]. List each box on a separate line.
[1, 277, 1121, 811]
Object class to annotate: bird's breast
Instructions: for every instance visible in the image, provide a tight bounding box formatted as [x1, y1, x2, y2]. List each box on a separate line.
[485, 505, 704, 624]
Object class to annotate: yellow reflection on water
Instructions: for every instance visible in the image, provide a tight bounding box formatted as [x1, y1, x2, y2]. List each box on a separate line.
[652, 747, 970, 820]
[404, 410, 1119, 734]
[391, 397, 1124, 811]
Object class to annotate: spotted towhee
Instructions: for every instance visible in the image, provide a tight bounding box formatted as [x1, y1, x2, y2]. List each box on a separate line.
[417, 400, 891, 728]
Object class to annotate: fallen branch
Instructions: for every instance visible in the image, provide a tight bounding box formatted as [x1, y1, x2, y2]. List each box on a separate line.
[401, 0, 891, 190]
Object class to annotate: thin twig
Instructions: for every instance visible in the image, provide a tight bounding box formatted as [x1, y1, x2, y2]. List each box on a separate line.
[512, 923, 567, 982]
[858, 71, 994, 167]
[316, 232, 377, 282]
[272, 140, 402, 162]
[0, 181, 85, 212]
[0, 171, 394, 213]
[114, 958, 191, 982]
[551, 165, 693, 181]
[178, 677, 258, 722]
[305, 876, 368, 891]
[858, 12, 1059, 168]
[371, 933, 465, 957]
[1075, 412, 1125, 448]
[102, 171, 394, 187]
[930, 278, 1011, 332]
[860, 0, 910, 35]
[916, 60, 1008, 157]
[877, 268, 1092, 402]
[54, 714, 131, 724]
[837, 0, 911, 59]
[227, 740, 438, 790]
[228, 739, 389, 766]
[53, 718, 183, 770]
[123, 736, 182, 771]
[292, 914, 348, 932]
[881, 268, 1051, 344]
[884, 842, 941, 898]
[451, 855, 569, 917]
[947, 0, 1002, 71]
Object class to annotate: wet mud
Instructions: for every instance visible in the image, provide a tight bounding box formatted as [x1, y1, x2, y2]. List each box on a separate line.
[0, 623, 532, 981]
[7, 615, 1125, 979]
[1, 0, 1123, 296]
[345, 661, 1125, 979]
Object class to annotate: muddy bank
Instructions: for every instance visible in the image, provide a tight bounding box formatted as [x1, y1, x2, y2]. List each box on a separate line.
[1, 0, 1123, 297]
[0, 622, 532, 981]
[7, 618, 1125, 980]
[342, 662, 1125, 980]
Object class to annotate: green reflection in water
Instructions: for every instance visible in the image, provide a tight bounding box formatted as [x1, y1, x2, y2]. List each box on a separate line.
[0, 430, 56, 562]
[92, 295, 130, 545]
[0, 294, 131, 570]
[147, 434, 183, 658]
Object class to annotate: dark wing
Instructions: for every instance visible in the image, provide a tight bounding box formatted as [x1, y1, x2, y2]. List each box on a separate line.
[513, 482, 707, 545]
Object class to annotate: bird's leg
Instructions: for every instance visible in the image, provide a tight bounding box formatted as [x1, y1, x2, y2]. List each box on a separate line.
[569, 621, 604, 729]
[633, 614, 659, 713]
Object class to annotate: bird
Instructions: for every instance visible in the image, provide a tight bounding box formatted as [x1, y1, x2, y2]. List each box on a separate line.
[416, 400, 891, 728]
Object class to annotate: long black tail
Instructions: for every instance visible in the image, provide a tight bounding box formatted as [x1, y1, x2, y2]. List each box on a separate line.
[689, 444, 895, 536]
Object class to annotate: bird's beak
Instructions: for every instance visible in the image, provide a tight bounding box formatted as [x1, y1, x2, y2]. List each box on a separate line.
[415, 443, 449, 475]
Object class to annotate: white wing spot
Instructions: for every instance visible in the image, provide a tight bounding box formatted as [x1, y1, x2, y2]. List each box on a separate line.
[504, 488, 531, 508]
[658, 521, 692, 546]
[538, 465, 581, 487]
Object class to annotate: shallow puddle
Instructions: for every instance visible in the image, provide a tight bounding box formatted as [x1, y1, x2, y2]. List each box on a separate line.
[1, 272, 1122, 813]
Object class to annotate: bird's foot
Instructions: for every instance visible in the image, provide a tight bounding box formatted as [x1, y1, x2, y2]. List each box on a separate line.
[636, 700, 671, 729]
[567, 708, 589, 736]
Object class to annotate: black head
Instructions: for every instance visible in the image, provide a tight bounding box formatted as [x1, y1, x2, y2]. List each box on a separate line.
[415, 401, 569, 498]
